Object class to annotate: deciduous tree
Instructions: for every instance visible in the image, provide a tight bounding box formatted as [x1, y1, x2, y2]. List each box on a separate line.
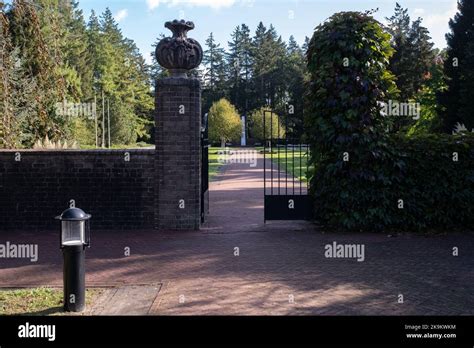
[208, 98, 242, 148]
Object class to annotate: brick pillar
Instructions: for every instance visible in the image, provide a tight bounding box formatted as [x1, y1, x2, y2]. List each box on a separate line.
[155, 77, 202, 230]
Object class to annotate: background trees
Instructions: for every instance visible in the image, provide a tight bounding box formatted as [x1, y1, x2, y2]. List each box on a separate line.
[194, 21, 308, 145]
[385, 3, 434, 101]
[6, 0, 69, 146]
[1, 0, 311, 149]
[0, 1, 152, 149]
[408, 49, 446, 135]
[1, 0, 473, 148]
[384, 3, 435, 131]
[0, 3, 37, 149]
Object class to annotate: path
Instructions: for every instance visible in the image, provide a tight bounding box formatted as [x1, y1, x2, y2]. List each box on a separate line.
[0, 151, 473, 315]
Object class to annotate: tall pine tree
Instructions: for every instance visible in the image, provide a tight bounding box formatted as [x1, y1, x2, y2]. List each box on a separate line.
[227, 25, 253, 114]
[285, 35, 307, 139]
[8, 0, 69, 145]
[1, 2, 37, 148]
[385, 3, 434, 101]
[202, 32, 226, 113]
[439, 0, 474, 132]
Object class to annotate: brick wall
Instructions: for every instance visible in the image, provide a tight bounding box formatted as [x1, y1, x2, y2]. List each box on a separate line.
[0, 149, 155, 230]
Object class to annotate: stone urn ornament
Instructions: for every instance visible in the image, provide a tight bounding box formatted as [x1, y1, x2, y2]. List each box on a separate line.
[155, 20, 203, 78]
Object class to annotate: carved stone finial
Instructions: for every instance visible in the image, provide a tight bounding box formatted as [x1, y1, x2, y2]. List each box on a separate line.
[155, 19, 203, 77]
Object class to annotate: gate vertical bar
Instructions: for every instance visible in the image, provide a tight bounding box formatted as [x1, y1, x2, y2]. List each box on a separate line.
[270, 111, 273, 195]
[264, 110, 266, 222]
[306, 147, 310, 192]
[201, 113, 209, 223]
[264, 112, 266, 194]
[300, 143, 302, 195]
[277, 112, 280, 195]
[293, 138, 295, 195]
[285, 112, 288, 195]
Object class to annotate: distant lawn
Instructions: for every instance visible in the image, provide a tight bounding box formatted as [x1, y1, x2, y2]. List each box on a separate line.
[256, 146, 311, 183]
[0, 287, 104, 316]
[208, 147, 229, 181]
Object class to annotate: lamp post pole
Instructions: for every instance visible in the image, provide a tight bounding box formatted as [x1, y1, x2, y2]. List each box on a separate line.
[62, 243, 86, 312]
[56, 207, 91, 312]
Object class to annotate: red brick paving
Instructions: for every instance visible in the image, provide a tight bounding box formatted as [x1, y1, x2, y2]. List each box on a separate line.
[0, 153, 473, 315]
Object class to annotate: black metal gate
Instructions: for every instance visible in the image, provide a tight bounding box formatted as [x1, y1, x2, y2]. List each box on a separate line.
[263, 110, 313, 222]
[201, 113, 210, 223]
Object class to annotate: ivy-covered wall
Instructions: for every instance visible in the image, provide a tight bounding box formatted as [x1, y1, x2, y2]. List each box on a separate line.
[305, 11, 474, 231]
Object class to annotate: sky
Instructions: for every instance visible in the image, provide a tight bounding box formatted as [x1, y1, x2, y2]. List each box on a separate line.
[75, 0, 459, 64]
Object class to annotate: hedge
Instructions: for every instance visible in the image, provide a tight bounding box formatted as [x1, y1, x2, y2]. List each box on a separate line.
[310, 134, 474, 231]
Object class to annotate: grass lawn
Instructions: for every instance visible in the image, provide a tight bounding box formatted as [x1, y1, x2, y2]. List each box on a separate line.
[208, 147, 236, 181]
[0, 287, 104, 316]
[256, 146, 311, 182]
[208, 147, 221, 181]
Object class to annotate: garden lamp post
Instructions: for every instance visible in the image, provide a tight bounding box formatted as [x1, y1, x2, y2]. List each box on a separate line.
[55, 207, 91, 312]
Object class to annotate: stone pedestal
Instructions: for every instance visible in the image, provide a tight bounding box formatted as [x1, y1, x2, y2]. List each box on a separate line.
[155, 77, 201, 230]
